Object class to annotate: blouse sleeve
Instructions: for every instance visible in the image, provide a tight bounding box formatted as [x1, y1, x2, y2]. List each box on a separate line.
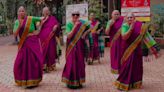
[66, 22, 73, 34]
[105, 20, 111, 31]
[143, 31, 157, 48]
[121, 23, 129, 35]
[32, 16, 42, 23]
[13, 20, 19, 33]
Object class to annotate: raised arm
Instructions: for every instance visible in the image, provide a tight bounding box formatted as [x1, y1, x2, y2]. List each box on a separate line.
[105, 20, 115, 35]
[13, 20, 21, 36]
[32, 16, 42, 23]
[66, 22, 78, 39]
[121, 23, 134, 40]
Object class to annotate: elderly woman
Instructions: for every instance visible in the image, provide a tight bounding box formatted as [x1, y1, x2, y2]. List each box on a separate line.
[62, 11, 90, 89]
[13, 6, 43, 88]
[105, 10, 124, 74]
[115, 13, 160, 91]
[87, 13, 102, 64]
[38, 7, 59, 72]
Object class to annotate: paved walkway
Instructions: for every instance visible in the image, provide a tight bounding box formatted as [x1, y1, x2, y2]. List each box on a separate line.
[0, 36, 164, 92]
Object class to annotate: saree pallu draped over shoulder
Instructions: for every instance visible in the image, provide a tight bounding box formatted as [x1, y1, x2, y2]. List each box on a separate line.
[14, 16, 43, 87]
[115, 21, 158, 91]
[38, 16, 59, 72]
[62, 20, 89, 88]
[89, 20, 100, 61]
[106, 17, 124, 74]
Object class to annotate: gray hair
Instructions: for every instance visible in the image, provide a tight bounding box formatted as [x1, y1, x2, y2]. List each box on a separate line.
[17, 6, 26, 14]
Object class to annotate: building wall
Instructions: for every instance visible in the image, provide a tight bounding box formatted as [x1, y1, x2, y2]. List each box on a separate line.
[106, 0, 164, 19]
[151, 0, 164, 5]
[151, 0, 164, 16]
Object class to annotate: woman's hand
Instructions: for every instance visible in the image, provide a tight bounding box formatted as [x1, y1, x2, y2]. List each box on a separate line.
[75, 21, 80, 26]
[106, 20, 115, 35]
[67, 32, 73, 39]
[53, 25, 58, 32]
[110, 19, 115, 27]
[130, 21, 135, 30]
[33, 31, 39, 35]
[41, 16, 48, 24]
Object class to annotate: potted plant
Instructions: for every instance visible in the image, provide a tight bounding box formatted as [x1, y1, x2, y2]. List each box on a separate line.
[151, 14, 164, 48]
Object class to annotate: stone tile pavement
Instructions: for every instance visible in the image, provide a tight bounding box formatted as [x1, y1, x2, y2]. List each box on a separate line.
[0, 37, 164, 92]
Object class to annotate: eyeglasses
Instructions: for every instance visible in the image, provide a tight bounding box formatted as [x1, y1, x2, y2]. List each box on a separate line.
[72, 14, 80, 16]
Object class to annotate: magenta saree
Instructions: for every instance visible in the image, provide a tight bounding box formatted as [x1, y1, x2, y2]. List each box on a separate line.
[62, 20, 89, 88]
[115, 21, 158, 91]
[107, 17, 124, 74]
[38, 16, 59, 72]
[14, 16, 43, 87]
[89, 20, 100, 61]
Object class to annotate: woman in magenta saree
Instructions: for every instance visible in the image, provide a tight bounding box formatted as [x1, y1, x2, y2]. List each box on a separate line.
[115, 13, 159, 91]
[38, 7, 59, 72]
[88, 13, 101, 64]
[62, 12, 90, 89]
[105, 10, 124, 74]
[13, 6, 43, 88]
